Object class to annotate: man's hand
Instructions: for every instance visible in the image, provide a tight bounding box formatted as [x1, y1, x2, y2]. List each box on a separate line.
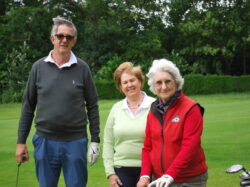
[149, 175, 174, 187]
[87, 142, 100, 165]
[137, 176, 150, 187]
[108, 174, 123, 187]
[16, 144, 29, 163]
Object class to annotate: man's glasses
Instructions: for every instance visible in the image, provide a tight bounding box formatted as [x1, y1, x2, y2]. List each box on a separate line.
[55, 34, 75, 41]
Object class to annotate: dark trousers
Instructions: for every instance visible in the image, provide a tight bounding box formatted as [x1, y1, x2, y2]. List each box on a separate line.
[170, 172, 208, 187]
[115, 167, 141, 187]
[150, 172, 208, 187]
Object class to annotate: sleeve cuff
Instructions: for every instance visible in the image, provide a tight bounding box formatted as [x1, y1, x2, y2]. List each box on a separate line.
[140, 175, 150, 179]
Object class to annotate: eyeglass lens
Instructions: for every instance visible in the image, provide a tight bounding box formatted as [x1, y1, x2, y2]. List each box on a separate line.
[155, 80, 173, 87]
[55, 34, 74, 41]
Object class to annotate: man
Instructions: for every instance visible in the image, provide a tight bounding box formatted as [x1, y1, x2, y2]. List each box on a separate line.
[15, 16, 100, 187]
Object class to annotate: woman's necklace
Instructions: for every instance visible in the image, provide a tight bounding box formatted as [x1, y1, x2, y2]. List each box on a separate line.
[127, 93, 144, 109]
[128, 103, 141, 109]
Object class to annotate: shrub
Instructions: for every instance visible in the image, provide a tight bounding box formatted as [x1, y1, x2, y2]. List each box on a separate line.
[1, 42, 33, 103]
[94, 55, 122, 80]
[96, 74, 250, 99]
[95, 80, 123, 99]
[183, 74, 250, 95]
[237, 75, 250, 92]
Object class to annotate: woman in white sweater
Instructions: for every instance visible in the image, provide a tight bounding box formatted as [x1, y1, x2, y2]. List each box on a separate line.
[103, 62, 155, 187]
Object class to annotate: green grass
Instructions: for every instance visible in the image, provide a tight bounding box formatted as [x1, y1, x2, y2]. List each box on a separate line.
[0, 93, 250, 187]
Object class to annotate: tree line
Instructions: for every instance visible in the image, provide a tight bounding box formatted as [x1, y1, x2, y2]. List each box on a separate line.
[0, 0, 249, 102]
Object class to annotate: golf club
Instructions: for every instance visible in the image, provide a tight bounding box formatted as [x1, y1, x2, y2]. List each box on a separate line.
[15, 155, 26, 187]
[226, 164, 250, 187]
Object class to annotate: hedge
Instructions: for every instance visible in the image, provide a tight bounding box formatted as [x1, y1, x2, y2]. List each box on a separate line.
[94, 80, 123, 99]
[1, 74, 250, 103]
[95, 74, 250, 99]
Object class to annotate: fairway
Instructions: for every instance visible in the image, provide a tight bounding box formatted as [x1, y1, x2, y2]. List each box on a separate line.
[0, 92, 250, 187]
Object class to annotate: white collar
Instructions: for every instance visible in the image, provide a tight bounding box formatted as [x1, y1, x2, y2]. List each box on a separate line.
[44, 51, 77, 69]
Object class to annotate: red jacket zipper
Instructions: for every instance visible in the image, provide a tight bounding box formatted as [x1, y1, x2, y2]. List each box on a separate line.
[160, 113, 167, 174]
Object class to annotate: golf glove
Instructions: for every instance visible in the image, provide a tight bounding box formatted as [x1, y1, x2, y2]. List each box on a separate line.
[149, 175, 174, 187]
[87, 142, 100, 165]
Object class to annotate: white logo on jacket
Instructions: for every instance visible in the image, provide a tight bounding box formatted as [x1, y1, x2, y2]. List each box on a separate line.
[172, 116, 180, 122]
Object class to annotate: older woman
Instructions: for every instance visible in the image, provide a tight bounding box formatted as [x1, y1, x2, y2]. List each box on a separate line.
[103, 62, 155, 187]
[137, 59, 208, 187]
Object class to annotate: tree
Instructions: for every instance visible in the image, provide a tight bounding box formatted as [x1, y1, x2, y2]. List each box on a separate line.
[1, 0, 250, 102]
[165, 0, 250, 75]
[1, 42, 34, 102]
[77, 0, 167, 75]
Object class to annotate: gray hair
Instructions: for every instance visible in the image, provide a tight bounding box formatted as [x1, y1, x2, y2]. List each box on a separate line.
[147, 59, 184, 94]
[51, 16, 77, 37]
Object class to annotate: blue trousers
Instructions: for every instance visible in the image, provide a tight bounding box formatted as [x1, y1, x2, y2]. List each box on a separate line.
[115, 167, 141, 187]
[32, 134, 88, 187]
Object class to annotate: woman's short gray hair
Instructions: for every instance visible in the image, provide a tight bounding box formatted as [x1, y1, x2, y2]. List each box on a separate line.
[51, 16, 77, 37]
[147, 58, 184, 94]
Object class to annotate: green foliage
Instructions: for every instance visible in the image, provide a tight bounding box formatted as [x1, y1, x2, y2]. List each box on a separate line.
[96, 74, 250, 99]
[0, 0, 250, 103]
[1, 42, 33, 103]
[169, 0, 250, 75]
[95, 55, 122, 80]
[183, 74, 250, 95]
[79, 1, 166, 74]
[0, 6, 52, 98]
[237, 75, 250, 92]
[165, 51, 191, 75]
[95, 80, 123, 99]
[0, 6, 51, 58]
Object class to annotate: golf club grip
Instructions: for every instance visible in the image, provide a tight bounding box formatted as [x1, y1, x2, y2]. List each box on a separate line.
[21, 155, 26, 162]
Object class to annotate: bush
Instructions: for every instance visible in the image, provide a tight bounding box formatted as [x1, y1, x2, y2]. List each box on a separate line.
[1, 69, 250, 102]
[183, 74, 250, 95]
[94, 55, 122, 80]
[237, 75, 250, 92]
[1, 42, 33, 103]
[95, 80, 123, 99]
[96, 74, 250, 99]
[182, 74, 204, 95]
[184, 74, 232, 94]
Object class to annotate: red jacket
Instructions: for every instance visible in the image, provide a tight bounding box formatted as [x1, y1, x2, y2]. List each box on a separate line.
[140, 91, 208, 182]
